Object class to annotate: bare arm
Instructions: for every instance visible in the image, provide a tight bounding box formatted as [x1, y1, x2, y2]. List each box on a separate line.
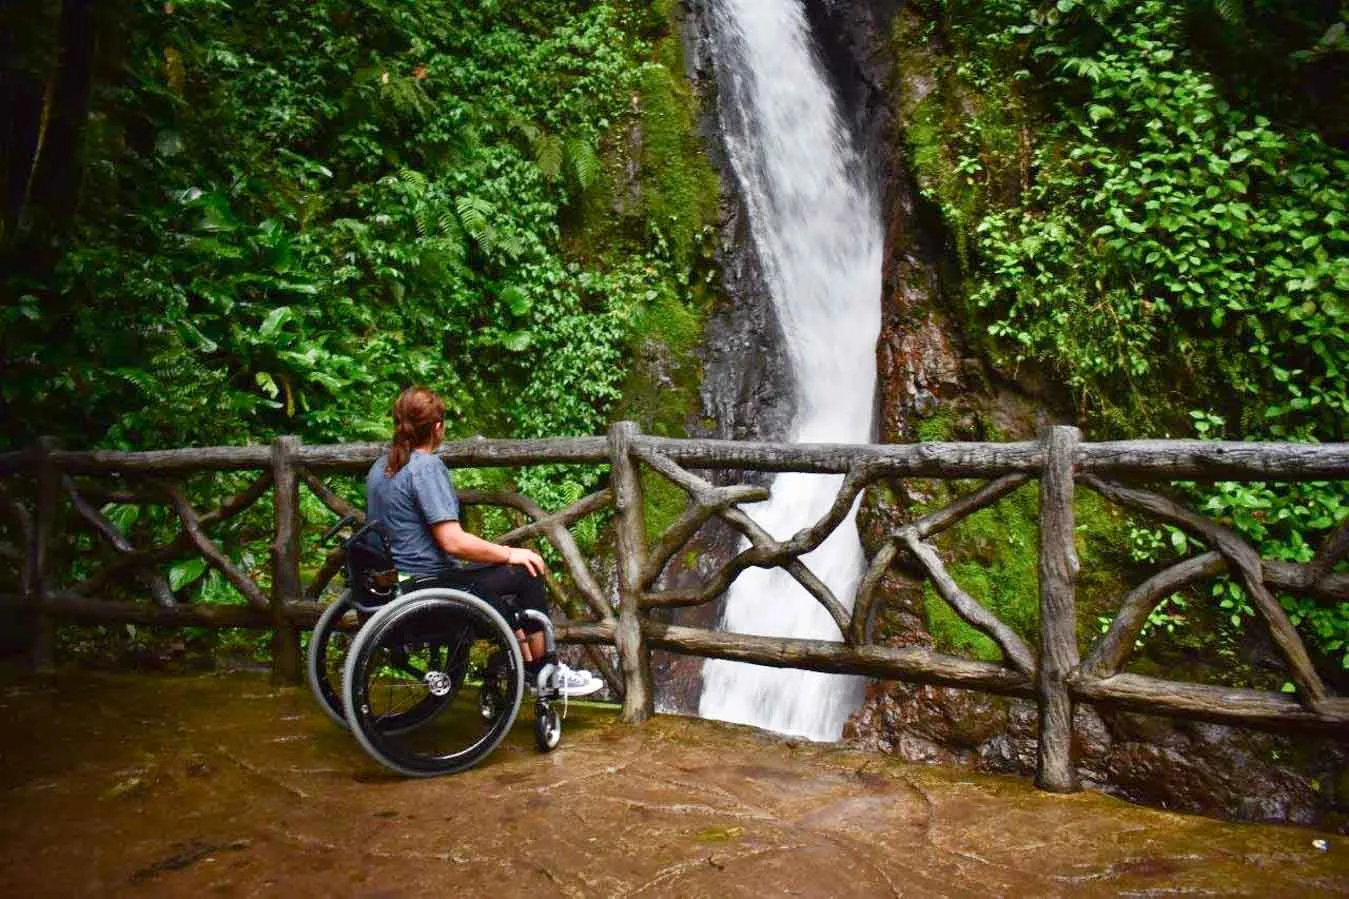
[430, 520, 545, 576]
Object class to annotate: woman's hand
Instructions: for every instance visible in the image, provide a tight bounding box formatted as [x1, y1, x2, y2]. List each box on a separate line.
[505, 546, 546, 577]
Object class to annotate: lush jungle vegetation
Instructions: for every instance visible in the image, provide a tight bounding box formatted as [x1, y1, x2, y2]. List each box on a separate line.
[1, 0, 718, 659]
[894, 0, 1347, 678]
[1, 0, 716, 507]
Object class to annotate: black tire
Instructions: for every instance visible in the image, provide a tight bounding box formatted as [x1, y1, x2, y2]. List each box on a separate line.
[306, 590, 355, 728]
[534, 702, 561, 753]
[342, 589, 524, 777]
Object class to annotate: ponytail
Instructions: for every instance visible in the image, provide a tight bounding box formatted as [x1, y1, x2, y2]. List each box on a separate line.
[386, 386, 446, 476]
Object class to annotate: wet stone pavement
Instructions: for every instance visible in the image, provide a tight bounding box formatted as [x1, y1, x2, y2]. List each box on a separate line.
[1, 670, 1346, 898]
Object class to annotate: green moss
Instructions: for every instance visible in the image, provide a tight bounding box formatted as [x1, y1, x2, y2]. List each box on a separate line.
[919, 479, 1133, 663]
[642, 469, 689, 550]
[922, 483, 1040, 661]
[636, 62, 721, 270]
[888, 7, 1027, 285]
[914, 407, 958, 442]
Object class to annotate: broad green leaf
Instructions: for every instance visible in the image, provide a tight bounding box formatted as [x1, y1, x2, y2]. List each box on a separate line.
[502, 331, 533, 352]
[169, 558, 208, 592]
[501, 285, 532, 316]
[259, 306, 294, 338]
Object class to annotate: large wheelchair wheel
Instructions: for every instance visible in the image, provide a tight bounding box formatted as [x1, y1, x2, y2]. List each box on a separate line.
[342, 589, 525, 777]
[306, 590, 356, 728]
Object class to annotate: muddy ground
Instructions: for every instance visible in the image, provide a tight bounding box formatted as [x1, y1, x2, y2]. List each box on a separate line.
[1, 670, 1346, 897]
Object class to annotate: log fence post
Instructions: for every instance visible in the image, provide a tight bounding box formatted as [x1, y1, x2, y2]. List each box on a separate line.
[269, 435, 303, 684]
[31, 437, 60, 672]
[609, 420, 654, 722]
[1036, 425, 1081, 792]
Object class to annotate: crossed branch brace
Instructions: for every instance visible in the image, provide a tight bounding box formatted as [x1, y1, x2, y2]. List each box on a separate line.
[633, 448, 1045, 666]
[1080, 476, 1348, 708]
[66, 473, 275, 610]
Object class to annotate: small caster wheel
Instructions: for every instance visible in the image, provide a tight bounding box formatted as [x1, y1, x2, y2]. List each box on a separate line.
[534, 701, 561, 752]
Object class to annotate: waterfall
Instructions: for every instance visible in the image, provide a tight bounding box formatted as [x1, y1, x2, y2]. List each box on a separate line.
[697, 0, 883, 741]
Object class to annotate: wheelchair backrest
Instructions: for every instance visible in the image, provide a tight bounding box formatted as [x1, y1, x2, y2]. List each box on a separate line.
[344, 521, 399, 612]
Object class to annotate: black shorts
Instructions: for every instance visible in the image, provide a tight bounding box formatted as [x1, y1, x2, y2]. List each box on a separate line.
[405, 563, 551, 634]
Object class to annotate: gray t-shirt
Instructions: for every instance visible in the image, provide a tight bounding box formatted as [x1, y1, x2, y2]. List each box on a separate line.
[365, 450, 461, 576]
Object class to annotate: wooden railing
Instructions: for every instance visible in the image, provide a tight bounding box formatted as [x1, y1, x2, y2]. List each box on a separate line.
[1, 423, 1346, 792]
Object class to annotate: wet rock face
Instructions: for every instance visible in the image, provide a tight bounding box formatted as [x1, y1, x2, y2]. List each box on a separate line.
[684, 0, 795, 449]
[853, 678, 1348, 829]
[803, 0, 985, 446]
[649, 2, 801, 715]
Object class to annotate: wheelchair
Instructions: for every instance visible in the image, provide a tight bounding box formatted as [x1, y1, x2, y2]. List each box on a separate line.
[305, 516, 566, 777]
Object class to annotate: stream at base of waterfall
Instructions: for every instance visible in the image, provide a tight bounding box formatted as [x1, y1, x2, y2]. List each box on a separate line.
[697, 0, 884, 741]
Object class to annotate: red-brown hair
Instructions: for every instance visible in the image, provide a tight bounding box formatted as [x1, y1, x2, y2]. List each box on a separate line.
[386, 386, 446, 476]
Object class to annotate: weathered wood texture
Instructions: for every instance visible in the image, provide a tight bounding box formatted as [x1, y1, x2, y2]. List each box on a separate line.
[901, 529, 1035, 674]
[0, 592, 327, 628]
[31, 438, 60, 671]
[636, 435, 1043, 476]
[269, 437, 303, 684]
[64, 475, 176, 608]
[609, 421, 654, 722]
[1070, 672, 1349, 736]
[1076, 441, 1349, 480]
[1036, 426, 1081, 793]
[642, 623, 1035, 695]
[74, 473, 272, 598]
[1081, 475, 1327, 705]
[164, 483, 269, 611]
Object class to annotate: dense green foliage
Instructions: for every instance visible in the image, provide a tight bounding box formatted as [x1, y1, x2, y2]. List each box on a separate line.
[896, 0, 1348, 675]
[2, 0, 716, 510]
[1, 0, 720, 656]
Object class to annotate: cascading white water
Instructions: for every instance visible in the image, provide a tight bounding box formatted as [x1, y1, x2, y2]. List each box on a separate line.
[697, 0, 883, 741]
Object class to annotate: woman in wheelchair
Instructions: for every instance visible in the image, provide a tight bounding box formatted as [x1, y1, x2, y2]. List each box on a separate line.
[366, 385, 601, 698]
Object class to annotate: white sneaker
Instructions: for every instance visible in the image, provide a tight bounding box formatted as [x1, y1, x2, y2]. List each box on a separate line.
[554, 663, 603, 697]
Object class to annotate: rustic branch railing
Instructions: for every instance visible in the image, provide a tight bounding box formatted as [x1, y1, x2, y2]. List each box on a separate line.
[1, 425, 1346, 792]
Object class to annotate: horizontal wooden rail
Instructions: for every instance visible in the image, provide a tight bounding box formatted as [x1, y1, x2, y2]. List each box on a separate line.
[1069, 672, 1349, 735]
[0, 436, 612, 476]
[1076, 441, 1349, 480]
[2, 422, 1347, 788]
[4, 436, 1345, 481]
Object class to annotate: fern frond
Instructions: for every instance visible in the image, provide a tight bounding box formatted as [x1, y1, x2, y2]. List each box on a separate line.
[566, 137, 599, 190]
[437, 210, 462, 239]
[534, 133, 564, 181]
[455, 195, 495, 247]
[398, 166, 429, 190]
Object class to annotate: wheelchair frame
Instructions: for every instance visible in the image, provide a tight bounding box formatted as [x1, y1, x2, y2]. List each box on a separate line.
[305, 517, 567, 777]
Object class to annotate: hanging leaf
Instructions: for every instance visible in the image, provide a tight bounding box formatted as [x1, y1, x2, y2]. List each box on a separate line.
[259, 306, 294, 338]
[502, 331, 533, 352]
[169, 558, 207, 592]
[455, 195, 493, 241]
[102, 503, 140, 533]
[256, 371, 280, 399]
[566, 137, 599, 190]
